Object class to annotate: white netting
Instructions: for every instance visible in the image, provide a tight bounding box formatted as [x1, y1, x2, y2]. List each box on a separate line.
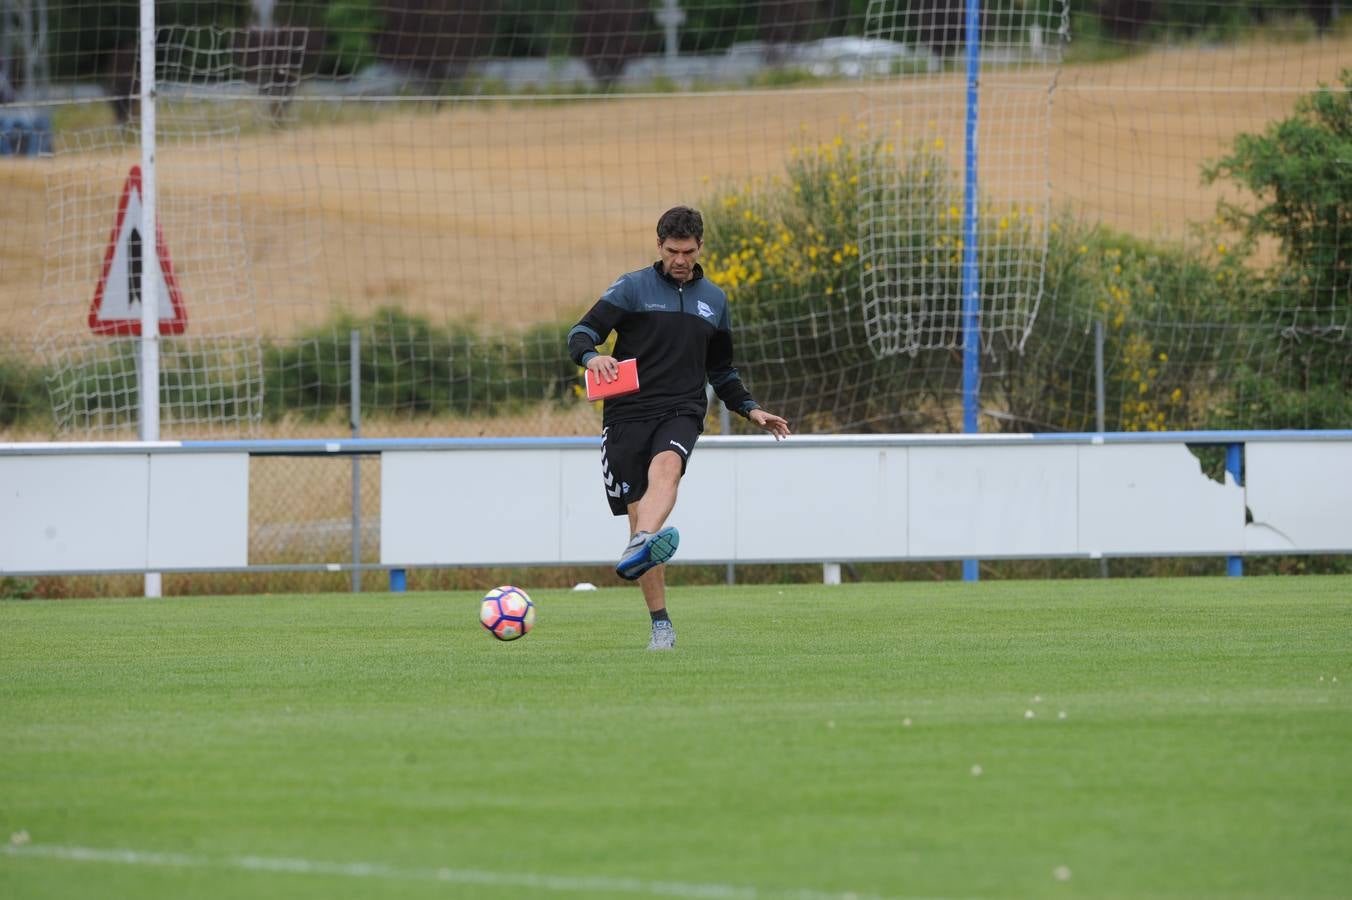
[857, 0, 1065, 358]
[34, 124, 264, 433]
[0, 1, 1348, 440]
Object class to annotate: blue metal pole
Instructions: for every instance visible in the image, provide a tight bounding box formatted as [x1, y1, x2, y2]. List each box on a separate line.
[961, 0, 982, 583]
[1226, 443, 1243, 577]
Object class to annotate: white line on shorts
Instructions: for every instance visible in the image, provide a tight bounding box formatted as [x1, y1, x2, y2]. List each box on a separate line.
[1, 843, 955, 900]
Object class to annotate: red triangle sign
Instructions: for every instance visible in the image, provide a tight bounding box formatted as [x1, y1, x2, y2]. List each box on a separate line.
[88, 165, 188, 336]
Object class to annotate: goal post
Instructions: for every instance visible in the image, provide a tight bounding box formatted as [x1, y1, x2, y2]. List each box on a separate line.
[137, 0, 158, 446]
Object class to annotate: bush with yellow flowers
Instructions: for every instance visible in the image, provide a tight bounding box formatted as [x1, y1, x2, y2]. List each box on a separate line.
[698, 132, 1313, 434]
[700, 134, 1040, 432]
[995, 220, 1260, 432]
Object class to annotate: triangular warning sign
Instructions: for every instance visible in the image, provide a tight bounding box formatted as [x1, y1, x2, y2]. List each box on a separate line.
[89, 165, 187, 336]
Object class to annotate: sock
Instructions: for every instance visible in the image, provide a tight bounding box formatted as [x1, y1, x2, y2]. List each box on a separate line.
[649, 607, 670, 623]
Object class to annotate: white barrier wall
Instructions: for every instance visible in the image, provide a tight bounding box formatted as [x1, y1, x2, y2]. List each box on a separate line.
[0, 450, 248, 572]
[376, 435, 1351, 566]
[2, 434, 1349, 574]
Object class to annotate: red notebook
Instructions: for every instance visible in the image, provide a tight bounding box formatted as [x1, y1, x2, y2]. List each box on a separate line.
[585, 358, 640, 401]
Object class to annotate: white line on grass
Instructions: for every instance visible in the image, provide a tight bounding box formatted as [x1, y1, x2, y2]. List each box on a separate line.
[3, 843, 962, 900]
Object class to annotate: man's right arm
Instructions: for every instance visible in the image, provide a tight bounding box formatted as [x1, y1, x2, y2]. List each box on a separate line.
[567, 280, 628, 366]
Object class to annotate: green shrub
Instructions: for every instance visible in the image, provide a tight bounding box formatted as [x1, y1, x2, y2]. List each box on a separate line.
[49, 339, 262, 430]
[702, 133, 1059, 432]
[993, 220, 1258, 432]
[263, 307, 578, 420]
[3, 312, 581, 429]
[699, 129, 1330, 435]
[1206, 69, 1351, 301]
[0, 354, 51, 429]
[320, 0, 384, 76]
[702, 136, 919, 431]
[53, 340, 139, 431]
[1200, 69, 1352, 429]
[0, 577, 38, 600]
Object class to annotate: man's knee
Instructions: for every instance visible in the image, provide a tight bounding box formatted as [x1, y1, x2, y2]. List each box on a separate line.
[649, 449, 683, 479]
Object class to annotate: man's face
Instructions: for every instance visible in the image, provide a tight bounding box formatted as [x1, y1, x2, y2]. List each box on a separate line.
[658, 236, 701, 283]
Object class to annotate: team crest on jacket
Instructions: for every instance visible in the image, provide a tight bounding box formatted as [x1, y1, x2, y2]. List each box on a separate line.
[697, 301, 714, 320]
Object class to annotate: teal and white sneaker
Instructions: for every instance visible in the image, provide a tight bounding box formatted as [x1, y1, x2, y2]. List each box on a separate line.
[647, 619, 676, 651]
[615, 530, 650, 579]
[615, 526, 680, 581]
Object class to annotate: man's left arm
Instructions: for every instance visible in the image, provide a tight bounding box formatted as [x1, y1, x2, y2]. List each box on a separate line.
[707, 329, 791, 439]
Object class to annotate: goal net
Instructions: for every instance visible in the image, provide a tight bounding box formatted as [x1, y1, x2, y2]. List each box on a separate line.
[857, 0, 1064, 358]
[35, 122, 265, 433]
[0, 0, 1347, 440]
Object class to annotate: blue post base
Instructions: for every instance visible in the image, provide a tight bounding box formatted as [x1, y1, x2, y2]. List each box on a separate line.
[389, 568, 407, 592]
[1225, 442, 1244, 578]
[962, 559, 980, 582]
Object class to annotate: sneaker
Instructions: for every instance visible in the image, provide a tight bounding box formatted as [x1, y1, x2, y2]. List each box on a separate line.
[647, 619, 676, 651]
[615, 526, 680, 581]
[615, 530, 650, 579]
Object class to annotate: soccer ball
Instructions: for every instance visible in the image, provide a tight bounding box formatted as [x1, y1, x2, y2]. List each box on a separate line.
[479, 585, 535, 641]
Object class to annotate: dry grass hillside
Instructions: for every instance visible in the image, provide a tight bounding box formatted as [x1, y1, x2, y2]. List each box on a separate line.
[1, 36, 1348, 345]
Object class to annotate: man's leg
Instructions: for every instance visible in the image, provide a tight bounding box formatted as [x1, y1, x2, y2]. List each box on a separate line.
[623, 451, 682, 608]
[633, 450, 682, 534]
[627, 454, 680, 649]
[615, 450, 683, 581]
[626, 506, 667, 614]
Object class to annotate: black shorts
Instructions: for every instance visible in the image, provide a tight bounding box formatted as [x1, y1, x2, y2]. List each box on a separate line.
[600, 415, 702, 516]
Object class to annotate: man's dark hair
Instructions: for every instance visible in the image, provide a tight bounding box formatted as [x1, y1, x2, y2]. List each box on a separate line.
[656, 206, 703, 243]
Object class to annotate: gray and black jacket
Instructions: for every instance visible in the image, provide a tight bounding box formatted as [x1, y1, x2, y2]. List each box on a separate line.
[567, 262, 760, 427]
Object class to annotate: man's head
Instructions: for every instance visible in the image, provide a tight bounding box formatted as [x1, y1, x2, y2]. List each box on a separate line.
[656, 206, 703, 284]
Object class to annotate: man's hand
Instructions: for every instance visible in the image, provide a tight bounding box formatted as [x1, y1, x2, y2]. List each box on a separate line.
[586, 355, 620, 383]
[748, 408, 791, 440]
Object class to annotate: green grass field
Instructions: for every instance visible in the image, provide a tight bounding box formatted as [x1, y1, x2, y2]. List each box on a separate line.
[2, 577, 1349, 899]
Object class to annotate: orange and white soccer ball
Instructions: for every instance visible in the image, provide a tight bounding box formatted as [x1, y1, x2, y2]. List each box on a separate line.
[479, 585, 535, 641]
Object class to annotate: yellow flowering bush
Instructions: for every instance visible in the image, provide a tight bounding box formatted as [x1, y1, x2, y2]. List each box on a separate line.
[698, 134, 1279, 435]
[700, 134, 1037, 432]
[699, 137, 895, 430]
[998, 222, 1257, 432]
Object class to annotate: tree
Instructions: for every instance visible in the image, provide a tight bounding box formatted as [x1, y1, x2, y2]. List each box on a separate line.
[911, 0, 966, 57]
[1095, 0, 1156, 41]
[1205, 69, 1351, 304]
[1202, 69, 1352, 428]
[319, 0, 384, 77]
[758, 0, 828, 48]
[573, 0, 653, 89]
[375, 0, 492, 82]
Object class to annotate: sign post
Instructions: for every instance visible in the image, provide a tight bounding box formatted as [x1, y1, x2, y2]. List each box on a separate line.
[87, 0, 187, 600]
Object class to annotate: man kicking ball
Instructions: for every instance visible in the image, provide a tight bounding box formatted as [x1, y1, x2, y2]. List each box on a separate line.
[567, 205, 790, 650]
